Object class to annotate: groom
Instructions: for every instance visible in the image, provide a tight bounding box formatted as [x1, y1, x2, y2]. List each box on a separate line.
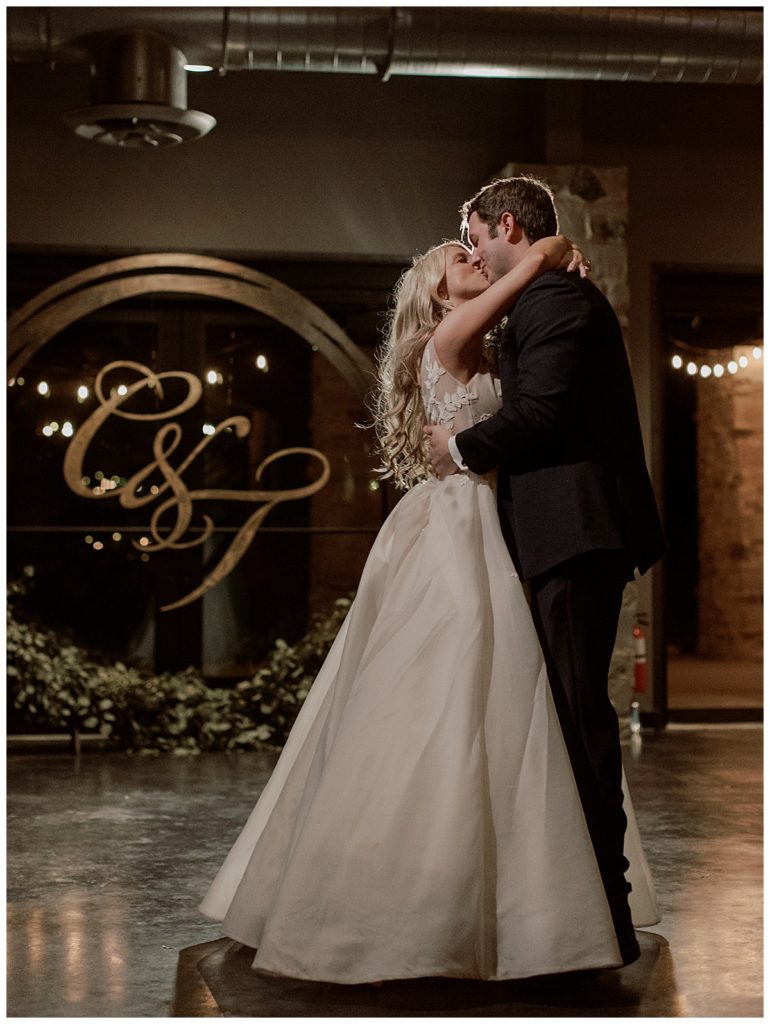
[424, 175, 665, 967]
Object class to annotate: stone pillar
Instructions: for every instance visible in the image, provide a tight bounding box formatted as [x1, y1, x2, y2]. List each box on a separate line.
[497, 162, 638, 718]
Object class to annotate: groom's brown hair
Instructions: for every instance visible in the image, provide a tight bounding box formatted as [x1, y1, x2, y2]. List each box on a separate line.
[461, 175, 558, 243]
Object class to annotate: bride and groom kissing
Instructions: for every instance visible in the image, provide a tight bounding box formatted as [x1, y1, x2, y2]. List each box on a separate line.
[200, 175, 665, 983]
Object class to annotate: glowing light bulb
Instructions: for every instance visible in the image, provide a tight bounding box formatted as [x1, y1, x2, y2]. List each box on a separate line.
[42, 425, 53, 437]
[686, 362, 697, 376]
[77, 385, 89, 402]
[85, 535, 94, 545]
[255, 354, 268, 371]
[752, 346, 762, 360]
[117, 384, 128, 396]
[92, 541, 104, 551]
[671, 354, 683, 369]
[184, 64, 214, 72]
[112, 532, 122, 542]
[37, 381, 49, 396]
[739, 355, 749, 368]
[8, 378, 15, 387]
[202, 423, 216, 436]
[713, 364, 724, 378]
[95, 471, 104, 480]
[700, 365, 712, 378]
[62, 421, 74, 437]
[206, 369, 218, 384]
[138, 537, 150, 547]
[727, 361, 738, 374]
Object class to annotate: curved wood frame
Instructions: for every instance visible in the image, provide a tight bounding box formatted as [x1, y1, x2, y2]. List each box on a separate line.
[7, 252, 375, 395]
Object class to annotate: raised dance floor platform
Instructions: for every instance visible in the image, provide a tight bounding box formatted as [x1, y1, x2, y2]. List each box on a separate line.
[7, 724, 762, 1018]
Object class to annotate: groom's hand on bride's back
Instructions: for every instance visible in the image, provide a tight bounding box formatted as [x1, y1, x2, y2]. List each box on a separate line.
[423, 425, 459, 480]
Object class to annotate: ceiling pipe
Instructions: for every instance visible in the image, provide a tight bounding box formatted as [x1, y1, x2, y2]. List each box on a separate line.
[7, 7, 763, 85]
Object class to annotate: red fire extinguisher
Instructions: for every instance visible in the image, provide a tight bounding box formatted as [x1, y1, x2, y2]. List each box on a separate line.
[632, 617, 648, 694]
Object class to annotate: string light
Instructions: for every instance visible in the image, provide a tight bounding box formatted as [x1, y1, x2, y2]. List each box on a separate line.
[42, 425, 53, 437]
[112, 532, 122, 542]
[37, 381, 49, 396]
[671, 344, 762, 380]
[61, 421, 74, 437]
[116, 384, 128, 396]
[92, 541, 104, 551]
[206, 369, 223, 384]
[77, 385, 89, 402]
[255, 354, 269, 371]
[202, 423, 216, 435]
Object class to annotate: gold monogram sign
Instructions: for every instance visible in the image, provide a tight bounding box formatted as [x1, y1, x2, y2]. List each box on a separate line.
[62, 360, 331, 611]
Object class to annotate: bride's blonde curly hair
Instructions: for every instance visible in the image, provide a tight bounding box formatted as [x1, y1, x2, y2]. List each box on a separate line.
[372, 242, 460, 490]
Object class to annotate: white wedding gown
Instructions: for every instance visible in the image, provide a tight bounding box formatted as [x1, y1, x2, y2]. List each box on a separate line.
[200, 339, 659, 983]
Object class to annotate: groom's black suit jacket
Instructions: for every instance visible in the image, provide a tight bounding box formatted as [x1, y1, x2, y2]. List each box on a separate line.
[455, 268, 665, 581]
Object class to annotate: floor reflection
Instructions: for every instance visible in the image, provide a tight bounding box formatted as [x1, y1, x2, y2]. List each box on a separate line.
[190, 931, 678, 1017]
[7, 726, 763, 1017]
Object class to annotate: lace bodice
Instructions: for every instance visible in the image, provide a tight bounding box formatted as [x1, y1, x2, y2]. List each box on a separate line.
[420, 337, 501, 434]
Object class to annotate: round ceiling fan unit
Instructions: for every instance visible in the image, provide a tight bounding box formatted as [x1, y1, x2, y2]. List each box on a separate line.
[62, 29, 216, 148]
[63, 104, 216, 148]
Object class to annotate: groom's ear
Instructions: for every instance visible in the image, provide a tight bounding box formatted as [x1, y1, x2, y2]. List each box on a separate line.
[499, 212, 524, 243]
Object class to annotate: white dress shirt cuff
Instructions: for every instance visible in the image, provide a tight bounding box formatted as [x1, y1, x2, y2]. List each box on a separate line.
[448, 435, 468, 471]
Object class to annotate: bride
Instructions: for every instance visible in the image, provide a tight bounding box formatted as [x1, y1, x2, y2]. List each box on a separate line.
[200, 235, 658, 984]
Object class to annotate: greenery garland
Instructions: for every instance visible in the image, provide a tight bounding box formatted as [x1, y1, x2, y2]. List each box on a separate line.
[7, 568, 352, 754]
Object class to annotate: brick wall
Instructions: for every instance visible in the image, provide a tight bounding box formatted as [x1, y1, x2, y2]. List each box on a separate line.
[307, 352, 382, 617]
[696, 346, 763, 660]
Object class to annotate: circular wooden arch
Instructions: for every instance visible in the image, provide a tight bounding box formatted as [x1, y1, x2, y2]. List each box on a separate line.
[7, 252, 375, 396]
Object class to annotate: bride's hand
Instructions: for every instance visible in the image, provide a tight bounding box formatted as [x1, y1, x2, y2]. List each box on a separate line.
[562, 244, 591, 278]
[529, 235, 590, 278]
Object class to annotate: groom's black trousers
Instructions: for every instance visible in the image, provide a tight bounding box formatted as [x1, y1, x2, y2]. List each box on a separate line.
[527, 549, 636, 951]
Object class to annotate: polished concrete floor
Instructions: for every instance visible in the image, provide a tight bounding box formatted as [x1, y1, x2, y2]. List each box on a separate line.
[6, 725, 763, 1017]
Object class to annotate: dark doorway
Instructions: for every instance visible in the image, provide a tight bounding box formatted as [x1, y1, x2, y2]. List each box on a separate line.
[660, 270, 763, 718]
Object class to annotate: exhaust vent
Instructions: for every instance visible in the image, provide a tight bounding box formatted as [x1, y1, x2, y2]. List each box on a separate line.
[62, 30, 216, 148]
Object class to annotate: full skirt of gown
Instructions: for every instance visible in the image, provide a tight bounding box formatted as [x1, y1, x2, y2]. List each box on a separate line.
[200, 472, 658, 983]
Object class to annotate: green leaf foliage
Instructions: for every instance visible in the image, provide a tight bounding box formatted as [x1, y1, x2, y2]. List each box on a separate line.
[7, 570, 353, 754]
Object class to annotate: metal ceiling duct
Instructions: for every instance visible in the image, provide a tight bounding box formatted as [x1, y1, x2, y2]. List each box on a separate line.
[7, 7, 763, 86]
[62, 30, 216, 147]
